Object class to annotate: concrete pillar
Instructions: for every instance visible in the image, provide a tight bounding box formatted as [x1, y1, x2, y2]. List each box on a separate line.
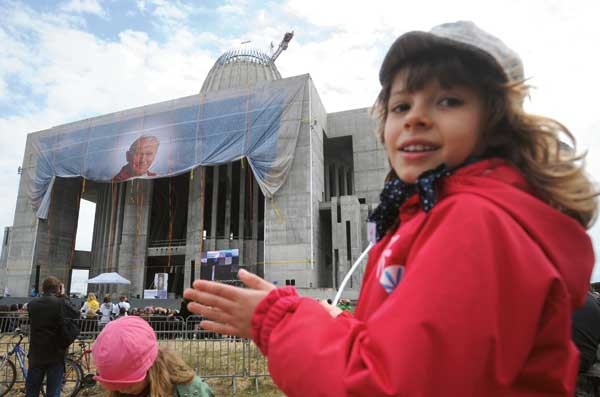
[116, 179, 153, 298]
[185, 167, 205, 289]
[224, 163, 232, 241]
[252, 177, 259, 240]
[110, 183, 125, 272]
[210, 166, 219, 250]
[238, 161, 246, 263]
[90, 184, 110, 276]
[333, 164, 340, 197]
[324, 163, 330, 201]
[250, 177, 259, 274]
[0, 227, 10, 292]
[347, 169, 353, 195]
[33, 177, 82, 289]
[91, 184, 115, 275]
[339, 165, 346, 196]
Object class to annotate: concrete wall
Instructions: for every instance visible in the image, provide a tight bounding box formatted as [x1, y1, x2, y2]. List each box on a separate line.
[309, 78, 327, 287]
[327, 108, 387, 205]
[3, 133, 42, 296]
[330, 196, 364, 291]
[324, 108, 387, 295]
[264, 76, 324, 287]
[31, 177, 81, 293]
[0, 227, 12, 293]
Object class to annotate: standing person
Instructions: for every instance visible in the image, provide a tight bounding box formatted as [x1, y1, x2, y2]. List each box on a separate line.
[80, 292, 100, 334]
[26, 276, 79, 397]
[573, 291, 600, 396]
[117, 295, 130, 316]
[80, 292, 99, 318]
[92, 316, 214, 397]
[184, 21, 597, 396]
[98, 296, 115, 328]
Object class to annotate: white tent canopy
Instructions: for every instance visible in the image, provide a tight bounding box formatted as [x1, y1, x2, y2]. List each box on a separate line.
[87, 272, 131, 285]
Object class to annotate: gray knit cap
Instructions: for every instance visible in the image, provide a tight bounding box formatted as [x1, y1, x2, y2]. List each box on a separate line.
[379, 21, 524, 85]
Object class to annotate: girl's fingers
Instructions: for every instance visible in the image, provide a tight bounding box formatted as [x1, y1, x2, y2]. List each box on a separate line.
[188, 302, 232, 324]
[238, 269, 275, 291]
[200, 320, 242, 337]
[189, 279, 245, 300]
[184, 288, 235, 313]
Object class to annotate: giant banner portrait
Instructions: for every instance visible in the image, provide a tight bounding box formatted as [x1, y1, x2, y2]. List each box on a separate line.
[28, 75, 309, 218]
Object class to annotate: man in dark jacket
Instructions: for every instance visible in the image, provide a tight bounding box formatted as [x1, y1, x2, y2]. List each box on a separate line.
[25, 276, 79, 397]
[573, 291, 600, 396]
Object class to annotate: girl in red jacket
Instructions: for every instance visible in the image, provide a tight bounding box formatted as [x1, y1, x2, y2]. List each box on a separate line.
[185, 21, 597, 396]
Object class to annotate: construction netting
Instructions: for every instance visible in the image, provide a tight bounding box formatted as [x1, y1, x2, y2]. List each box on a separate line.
[28, 74, 309, 219]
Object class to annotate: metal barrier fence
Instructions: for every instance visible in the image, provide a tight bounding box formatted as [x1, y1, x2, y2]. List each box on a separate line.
[0, 313, 270, 394]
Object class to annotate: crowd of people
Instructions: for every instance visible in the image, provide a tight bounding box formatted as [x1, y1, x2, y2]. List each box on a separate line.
[73, 293, 210, 339]
[0, 294, 210, 341]
[79, 293, 182, 320]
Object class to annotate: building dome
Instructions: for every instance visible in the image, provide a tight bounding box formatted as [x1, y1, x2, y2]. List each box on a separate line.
[200, 48, 281, 94]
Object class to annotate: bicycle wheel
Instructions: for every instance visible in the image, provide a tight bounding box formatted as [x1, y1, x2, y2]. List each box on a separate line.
[61, 358, 82, 397]
[0, 356, 16, 397]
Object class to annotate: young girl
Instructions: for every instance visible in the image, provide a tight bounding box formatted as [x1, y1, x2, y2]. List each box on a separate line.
[184, 21, 597, 396]
[92, 316, 213, 397]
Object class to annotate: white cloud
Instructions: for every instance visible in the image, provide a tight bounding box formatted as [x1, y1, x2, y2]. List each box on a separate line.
[60, 0, 106, 17]
[141, 0, 192, 24]
[216, 0, 248, 15]
[4, 18, 215, 119]
[0, 3, 218, 250]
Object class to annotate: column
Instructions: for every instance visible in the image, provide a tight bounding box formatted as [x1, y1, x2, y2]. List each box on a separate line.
[185, 166, 205, 289]
[210, 166, 219, 250]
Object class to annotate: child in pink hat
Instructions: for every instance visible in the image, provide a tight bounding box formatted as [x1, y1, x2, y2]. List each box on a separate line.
[92, 316, 213, 397]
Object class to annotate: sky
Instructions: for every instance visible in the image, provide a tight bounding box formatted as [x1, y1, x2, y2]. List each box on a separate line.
[1, 0, 600, 279]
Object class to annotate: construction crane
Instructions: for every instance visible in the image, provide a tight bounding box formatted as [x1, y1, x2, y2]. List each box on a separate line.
[270, 31, 294, 62]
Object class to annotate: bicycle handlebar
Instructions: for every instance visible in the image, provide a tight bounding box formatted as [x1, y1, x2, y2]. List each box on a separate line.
[13, 328, 24, 337]
[12, 330, 24, 345]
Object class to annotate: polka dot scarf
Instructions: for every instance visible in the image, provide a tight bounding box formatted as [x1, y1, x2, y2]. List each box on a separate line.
[368, 163, 451, 242]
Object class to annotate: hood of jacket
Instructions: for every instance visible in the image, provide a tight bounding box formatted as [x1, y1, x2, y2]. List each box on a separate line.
[444, 158, 594, 310]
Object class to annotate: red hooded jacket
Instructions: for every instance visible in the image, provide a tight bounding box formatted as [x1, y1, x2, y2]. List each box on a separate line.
[251, 159, 594, 396]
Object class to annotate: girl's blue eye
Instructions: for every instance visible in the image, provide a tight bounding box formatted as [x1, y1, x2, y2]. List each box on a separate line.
[439, 97, 463, 107]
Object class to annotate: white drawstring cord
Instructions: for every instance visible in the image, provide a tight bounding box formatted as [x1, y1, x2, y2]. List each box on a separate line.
[332, 242, 374, 306]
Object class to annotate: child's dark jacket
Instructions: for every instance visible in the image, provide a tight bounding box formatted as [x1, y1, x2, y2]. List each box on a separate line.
[252, 158, 593, 396]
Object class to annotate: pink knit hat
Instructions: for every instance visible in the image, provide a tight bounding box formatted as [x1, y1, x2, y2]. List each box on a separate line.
[92, 316, 158, 390]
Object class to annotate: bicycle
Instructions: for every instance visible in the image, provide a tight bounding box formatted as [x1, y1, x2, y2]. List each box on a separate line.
[68, 340, 96, 389]
[0, 329, 82, 396]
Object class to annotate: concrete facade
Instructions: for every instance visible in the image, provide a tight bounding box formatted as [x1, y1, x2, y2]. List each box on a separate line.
[0, 49, 388, 298]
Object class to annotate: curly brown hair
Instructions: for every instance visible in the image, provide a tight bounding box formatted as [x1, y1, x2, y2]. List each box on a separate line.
[373, 48, 597, 228]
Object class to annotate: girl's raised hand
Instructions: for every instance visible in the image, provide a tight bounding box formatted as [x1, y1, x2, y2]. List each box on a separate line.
[183, 269, 276, 339]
